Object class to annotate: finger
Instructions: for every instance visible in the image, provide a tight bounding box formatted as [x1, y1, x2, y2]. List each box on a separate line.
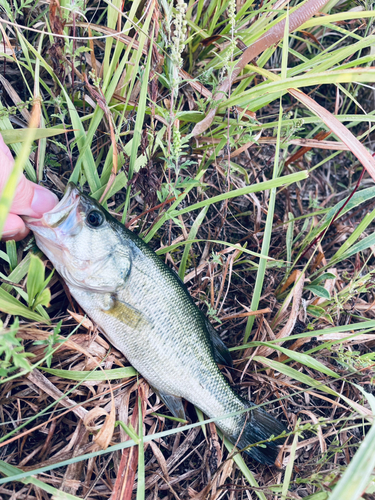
[2, 213, 30, 241]
[10, 177, 59, 218]
[0, 137, 59, 218]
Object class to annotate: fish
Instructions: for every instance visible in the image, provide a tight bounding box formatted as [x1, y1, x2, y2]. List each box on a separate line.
[24, 182, 287, 465]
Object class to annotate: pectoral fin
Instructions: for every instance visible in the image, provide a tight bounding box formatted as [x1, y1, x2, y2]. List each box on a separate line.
[102, 295, 152, 329]
[205, 318, 233, 367]
[156, 390, 186, 420]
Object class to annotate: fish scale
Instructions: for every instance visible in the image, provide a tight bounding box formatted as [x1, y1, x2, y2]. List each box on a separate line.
[25, 183, 287, 465]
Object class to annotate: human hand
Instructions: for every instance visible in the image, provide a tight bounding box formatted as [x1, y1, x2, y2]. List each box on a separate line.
[0, 133, 58, 241]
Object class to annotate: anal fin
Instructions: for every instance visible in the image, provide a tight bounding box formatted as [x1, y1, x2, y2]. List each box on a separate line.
[156, 390, 186, 420]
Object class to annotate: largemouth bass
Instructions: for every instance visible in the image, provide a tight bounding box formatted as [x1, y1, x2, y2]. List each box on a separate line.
[25, 183, 286, 464]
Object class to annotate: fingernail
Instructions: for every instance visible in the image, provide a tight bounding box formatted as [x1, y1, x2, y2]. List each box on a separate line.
[30, 185, 59, 218]
[2, 229, 18, 238]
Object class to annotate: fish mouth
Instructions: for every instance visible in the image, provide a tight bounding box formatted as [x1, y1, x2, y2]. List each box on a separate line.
[24, 182, 82, 239]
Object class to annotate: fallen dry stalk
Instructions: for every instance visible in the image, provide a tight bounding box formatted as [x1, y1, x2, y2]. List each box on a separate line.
[258, 271, 305, 357]
[27, 368, 88, 420]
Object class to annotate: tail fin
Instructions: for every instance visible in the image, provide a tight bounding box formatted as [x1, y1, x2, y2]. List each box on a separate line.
[231, 403, 287, 465]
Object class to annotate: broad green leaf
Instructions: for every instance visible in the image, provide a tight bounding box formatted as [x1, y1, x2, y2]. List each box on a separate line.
[366, 477, 375, 494]
[195, 406, 207, 438]
[250, 114, 375, 133]
[302, 186, 375, 253]
[0, 288, 49, 323]
[26, 254, 45, 306]
[254, 356, 337, 395]
[5, 240, 17, 272]
[1, 253, 32, 294]
[307, 305, 334, 323]
[150, 412, 187, 423]
[90, 172, 128, 203]
[33, 288, 51, 309]
[310, 273, 337, 286]
[305, 285, 331, 300]
[286, 212, 294, 272]
[34, 32, 46, 182]
[102, 0, 123, 76]
[0, 110, 35, 181]
[282, 422, 299, 500]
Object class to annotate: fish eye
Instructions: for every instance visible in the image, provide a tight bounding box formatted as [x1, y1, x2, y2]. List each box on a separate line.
[86, 210, 104, 228]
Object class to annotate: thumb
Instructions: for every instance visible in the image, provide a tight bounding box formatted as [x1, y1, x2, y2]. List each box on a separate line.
[0, 134, 58, 217]
[11, 176, 59, 218]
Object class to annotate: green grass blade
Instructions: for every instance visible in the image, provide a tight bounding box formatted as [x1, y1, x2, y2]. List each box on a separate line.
[0, 404, 282, 486]
[1, 252, 31, 293]
[249, 342, 339, 378]
[1, 128, 69, 144]
[254, 356, 371, 418]
[0, 462, 82, 500]
[17, 33, 101, 191]
[0, 117, 39, 237]
[223, 437, 268, 500]
[136, 396, 145, 500]
[330, 206, 375, 261]
[5, 240, 17, 272]
[301, 10, 375, 29]
[328, 387, 375, 500]
[334, 231, 375, 262]
[144, 170, 307, 244]
[172, 171, 308, 218]
[142, 168, 207, 243]
[286, 212, 294, 271]
[40, 366, 137, 380]
[244, 98, 284, 342]
[123, 29, 154, 220]
[225, 68, 375, 110]
[281, 423, 299, 500]
[178, 206, 208, 279]
[102, 0, 122, 77]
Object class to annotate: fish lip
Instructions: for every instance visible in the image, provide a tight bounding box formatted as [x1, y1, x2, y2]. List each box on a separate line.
[24, 182, 81, 230]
